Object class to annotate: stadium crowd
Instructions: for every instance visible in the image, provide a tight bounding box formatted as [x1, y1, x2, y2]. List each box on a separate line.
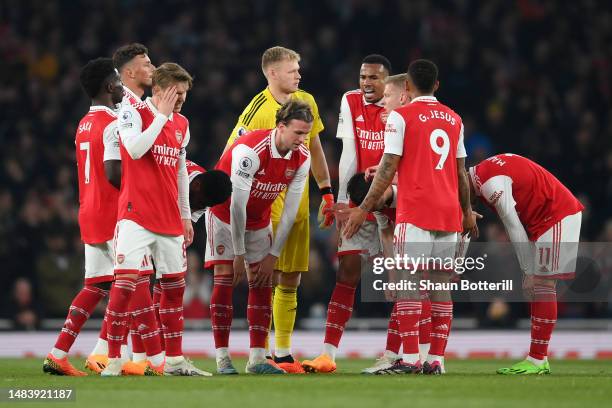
[0, 0, 610, 326]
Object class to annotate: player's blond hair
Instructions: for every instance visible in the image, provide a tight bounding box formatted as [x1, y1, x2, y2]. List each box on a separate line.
[385, 73, 408, 88]
[152, 62, 193, 90]
[261, 46, 301, 74]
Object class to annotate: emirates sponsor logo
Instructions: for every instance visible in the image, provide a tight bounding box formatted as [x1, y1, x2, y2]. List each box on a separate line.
[251, 180, 288, 200]
[152, 144, 181, 167]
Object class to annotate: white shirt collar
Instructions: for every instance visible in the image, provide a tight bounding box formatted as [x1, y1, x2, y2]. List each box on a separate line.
[270, 129, 292, 160]
[123, 85, 141, 102]
[362, 94, 385, 107]
[410, 95, 438, 104]
[89, 105, 116, 116]
[145, 97, 173, 120]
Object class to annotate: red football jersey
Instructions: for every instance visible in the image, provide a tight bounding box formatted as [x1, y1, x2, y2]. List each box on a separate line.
[75, 106, 120, 243]
[471, 154, 584, 240]
[338, 90, 386, 171]
[212, 129, 310, 230]
[384, 96, 466, 232]
[122, 86, 141, 105]
[117, 99, 189, 236]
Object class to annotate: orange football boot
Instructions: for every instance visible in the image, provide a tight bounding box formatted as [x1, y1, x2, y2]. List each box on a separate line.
[277, 360, 306, 374]
[122, 360, 147, 376]
[43, 353, 87, 376]
[85, 354, 108, 374]
[301, 354, 336, 373]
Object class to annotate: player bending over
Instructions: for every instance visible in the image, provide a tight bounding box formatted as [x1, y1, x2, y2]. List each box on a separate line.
[469, 154, 583, 375]
[206, 101, 312, 374]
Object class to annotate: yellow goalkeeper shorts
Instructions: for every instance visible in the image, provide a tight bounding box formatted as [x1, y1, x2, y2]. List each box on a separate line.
[272, 217, 309, 273]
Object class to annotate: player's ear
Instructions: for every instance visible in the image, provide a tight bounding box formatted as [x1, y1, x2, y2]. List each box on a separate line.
[152, 85, 161, 96]
[433, 80, 440, 93]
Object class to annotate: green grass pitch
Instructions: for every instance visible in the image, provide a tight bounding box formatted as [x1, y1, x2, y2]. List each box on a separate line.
[1, 358, 611, 408]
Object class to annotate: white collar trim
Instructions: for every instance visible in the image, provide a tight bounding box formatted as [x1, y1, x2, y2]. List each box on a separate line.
[89, 105, 116, 116]
[410, 96, 438, 104]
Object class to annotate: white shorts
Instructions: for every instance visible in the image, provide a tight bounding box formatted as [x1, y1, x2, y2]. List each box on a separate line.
[84, 240, 155, 283]
[394, 222, 459, 272]
[531, 212, 581, 279]
[338, 219, 381, 257]
[204, 209, 273, 268]
[114, 219, 186, 278]
[84, 240, 115, 284]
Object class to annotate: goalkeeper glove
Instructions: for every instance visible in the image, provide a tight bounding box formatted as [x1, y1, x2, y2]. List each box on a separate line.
[317, 186, 335, 229]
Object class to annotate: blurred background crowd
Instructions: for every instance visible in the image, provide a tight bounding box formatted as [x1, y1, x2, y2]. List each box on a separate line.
[1, 0, 610, 329]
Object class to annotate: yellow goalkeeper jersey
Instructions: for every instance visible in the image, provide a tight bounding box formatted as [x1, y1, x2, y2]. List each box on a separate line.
[227, 87, 324, 222]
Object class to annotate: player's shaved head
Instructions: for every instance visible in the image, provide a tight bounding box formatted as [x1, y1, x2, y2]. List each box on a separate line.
[407, 59, 439, 94]
[362, 54, 392, 75]
[261, 46, 301, 74]
[190, 170, 232, 210]
[113, 43, 149, 72]
[347, 173, 370, 205]
[80, 57, 119, 99]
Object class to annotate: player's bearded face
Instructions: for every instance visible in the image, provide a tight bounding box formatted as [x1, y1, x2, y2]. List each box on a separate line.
[278, 120, 312, 152]
[360, 64, 386, 103]
[275, 59, 301, 94]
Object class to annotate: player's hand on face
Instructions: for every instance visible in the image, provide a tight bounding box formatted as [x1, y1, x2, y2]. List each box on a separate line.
[232, 255, 247, 287]
[158, 86, 178, 117]
[182, 218, 194, 246]
[318, 193, 335, 229]
[339, 206, 368, 239]
[365, 166, 378, 181]
[253, 254, 277, 287]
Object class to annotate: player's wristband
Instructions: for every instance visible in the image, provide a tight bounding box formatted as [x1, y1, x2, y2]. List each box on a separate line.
[319, 186, 333, 196]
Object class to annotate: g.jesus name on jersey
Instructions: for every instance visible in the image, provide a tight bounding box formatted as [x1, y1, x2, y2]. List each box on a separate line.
[75, 106, 121, 244]
[117, 99, 190, 236]
[384, 96, 466, 232]
[212, 129, 310, 230]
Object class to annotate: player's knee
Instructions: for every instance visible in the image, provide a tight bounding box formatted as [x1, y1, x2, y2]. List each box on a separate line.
[278, 271, 301, 288]
[214, 264, 233, 277]
[337, 254, 361, 286]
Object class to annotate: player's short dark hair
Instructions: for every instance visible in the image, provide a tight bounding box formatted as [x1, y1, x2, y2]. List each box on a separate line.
[190, 170, 232, 209]
[347, 173, 371, 205]
[80, 57, 117, 99]
[362, 54, 392, 74]
[113, 43, 148, 71]
[153, 62, 193, 90]
[407, 59, 438, 93]
[275, 100, 313, 126]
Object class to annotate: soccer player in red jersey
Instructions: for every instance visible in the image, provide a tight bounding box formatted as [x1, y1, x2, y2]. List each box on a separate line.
[344, 59, 478, 375]
[102, 63, 210, 376]
[302, 55, 391, 374]
[205, 101, 312, 374]
[86, 43, 160, 376]
[43, 58, 124, 376]
[468, 154, 583, 375]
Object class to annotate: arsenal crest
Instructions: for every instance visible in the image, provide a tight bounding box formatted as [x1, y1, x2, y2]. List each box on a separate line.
[285, 168, 296, 178]
[175, 130, 183, 144]
[216, 245, 225, 255]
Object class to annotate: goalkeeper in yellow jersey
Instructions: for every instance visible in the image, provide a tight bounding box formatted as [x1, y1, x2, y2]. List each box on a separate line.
[209, 46, 333, 374]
